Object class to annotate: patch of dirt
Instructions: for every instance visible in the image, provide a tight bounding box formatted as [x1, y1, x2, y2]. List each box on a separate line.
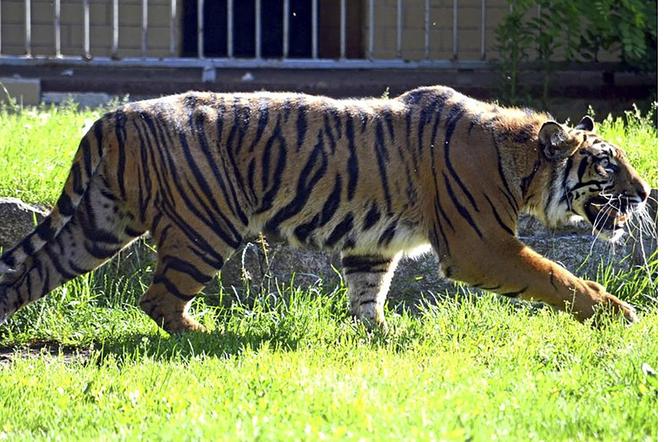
[0, 341, 93, 367]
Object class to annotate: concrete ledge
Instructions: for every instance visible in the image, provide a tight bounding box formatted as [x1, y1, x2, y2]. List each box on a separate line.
[0, 77, 41, 106]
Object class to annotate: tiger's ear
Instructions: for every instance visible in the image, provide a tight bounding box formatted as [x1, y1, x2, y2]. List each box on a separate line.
[575, 115, 595, 132]
[538, 121, 579, 161]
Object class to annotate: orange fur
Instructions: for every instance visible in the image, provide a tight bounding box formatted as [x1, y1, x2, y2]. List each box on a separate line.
[0, 86, 649, 332]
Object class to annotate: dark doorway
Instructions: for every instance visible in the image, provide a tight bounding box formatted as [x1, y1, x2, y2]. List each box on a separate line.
[181, 0, 363, 59]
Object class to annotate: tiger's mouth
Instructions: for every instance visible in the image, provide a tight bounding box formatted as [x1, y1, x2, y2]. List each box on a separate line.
[583, 195, 630, 239]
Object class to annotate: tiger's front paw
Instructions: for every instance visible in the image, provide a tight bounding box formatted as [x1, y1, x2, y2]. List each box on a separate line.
[582, 280, 639, 324]
[604, 293, 639, 324]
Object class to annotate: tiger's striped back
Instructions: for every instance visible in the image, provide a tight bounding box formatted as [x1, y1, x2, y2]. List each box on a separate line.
[0, 86, 648, 332]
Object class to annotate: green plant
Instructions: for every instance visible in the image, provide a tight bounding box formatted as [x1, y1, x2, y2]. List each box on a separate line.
[494, 0, 657, 102]
[494, 0, 535, 104]
[576, 0, 657, 72]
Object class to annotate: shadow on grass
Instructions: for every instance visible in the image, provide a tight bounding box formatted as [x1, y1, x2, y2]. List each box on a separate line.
[0, 328, 301, 367]
[95, 327, 304, 364]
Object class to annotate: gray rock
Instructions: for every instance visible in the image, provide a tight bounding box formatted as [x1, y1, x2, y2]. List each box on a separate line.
[220, 191, 657, 304]
[0, 193, 656, 307]
[0, 197, 47, 250]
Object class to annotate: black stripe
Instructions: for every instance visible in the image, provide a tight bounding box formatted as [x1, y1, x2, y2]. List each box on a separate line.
[44, 246, 78, 280]
[70, 163, 84, 194]
[207, 105, 250, 225]
[153, 274, 195, 301]
[331, 108, 342, 139]
[491, 131, 520, 211]
[405, 109, 413, 141]
[282, 98, 293, 122]
[76, 193, 122, 245]
[296, 102, 308, 151]
[341, 255, 390, 268]
[180, 175, 243, 248]
[569, 179, 608, 192]
[114, 111, 127, 200]
[345, 114, 359, 201]
[146, 110, 242, 247]
[443, 106, 479, 212]
[293, 173, 342, 242]
[325, 213, 354, 247]
[35, 219, 56, 241]
[22, 236, 35, 256]
[247, 158, 257, 203]
[93, 112, 104, 159]
[433, 186, 455, 231]
[191, 112, 249, 226]
[158, 201, 227, 264]
[501, 286, 528, 298]
[125, 226, 144, 237]
[374, 121, 392, 213]
[258, 118, 289, 213]
[68, 260, 92, 275]
[148, 122, 242, 249]
[57, 193, 75, 217]
[133, 115, 177, 208]
[2, 254, 16, 268]
[483, 193, 514, 236]
[233, 102, 251, 155]
[443, 172, 483, 238]
[157, 225, 173, 248]
[188, 245, 224, 269]
[362, 203, 381, 230]
[215, 97, 226, 141]
[163, 255, 212, 284]
[378, 222, 397, 245]
[323, 112, 337, 154]
[320, 174, 342, 226]
[266, 132, 328, 231]
[383, 109, 395, 142]
[250, 99, 270, 152]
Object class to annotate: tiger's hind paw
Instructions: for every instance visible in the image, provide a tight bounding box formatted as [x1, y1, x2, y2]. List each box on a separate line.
[153, 314, 206, 334]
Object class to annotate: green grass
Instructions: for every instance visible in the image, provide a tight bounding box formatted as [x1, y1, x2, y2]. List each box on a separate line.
[0, 102, 658, 440]
[0, 282, 658, 441]
[594, 103, 658, 186]
[0, 104, 100, 205]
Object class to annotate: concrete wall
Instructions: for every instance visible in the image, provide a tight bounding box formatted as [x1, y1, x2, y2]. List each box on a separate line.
[0, 0, 616, 62]
[367, 0, 508, 61]
[0, 0, 177, 57]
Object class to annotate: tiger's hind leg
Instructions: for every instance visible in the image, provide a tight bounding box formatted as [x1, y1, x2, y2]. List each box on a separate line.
[139, 219, 238, 333]
[341, 253, 401, 332]
[0, 180, 143, 321]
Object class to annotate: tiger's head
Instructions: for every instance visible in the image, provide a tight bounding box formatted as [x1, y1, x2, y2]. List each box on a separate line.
[537, 115, 651, 242]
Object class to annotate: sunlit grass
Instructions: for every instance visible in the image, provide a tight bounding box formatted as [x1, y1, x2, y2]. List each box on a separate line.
[0, 101, 657, 440]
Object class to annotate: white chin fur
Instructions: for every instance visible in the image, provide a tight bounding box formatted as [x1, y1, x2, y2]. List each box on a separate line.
[595, 227, 625, 243]
[568, 215, 585, 225]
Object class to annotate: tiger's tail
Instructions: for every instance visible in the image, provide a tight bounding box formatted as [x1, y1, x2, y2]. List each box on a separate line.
[0, 119, 106, 276]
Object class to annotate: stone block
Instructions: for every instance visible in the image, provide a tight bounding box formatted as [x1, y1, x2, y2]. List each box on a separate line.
[0, 77, 41, 106]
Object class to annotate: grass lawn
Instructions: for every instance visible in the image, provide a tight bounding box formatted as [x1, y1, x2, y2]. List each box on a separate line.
[0, 101, 658, 440]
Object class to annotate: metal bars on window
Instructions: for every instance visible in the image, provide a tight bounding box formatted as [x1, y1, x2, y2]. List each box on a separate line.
[112, 0, 119, 58]
[0, 0, 490, 70]
[24, 0, 30, 56]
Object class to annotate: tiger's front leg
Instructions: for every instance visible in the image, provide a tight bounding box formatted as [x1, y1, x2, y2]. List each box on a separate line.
[341, 253, 401, 331]
[441, 236, 638, 323]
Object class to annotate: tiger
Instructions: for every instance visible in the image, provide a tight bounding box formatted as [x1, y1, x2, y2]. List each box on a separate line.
[0, 86, 650, 333]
